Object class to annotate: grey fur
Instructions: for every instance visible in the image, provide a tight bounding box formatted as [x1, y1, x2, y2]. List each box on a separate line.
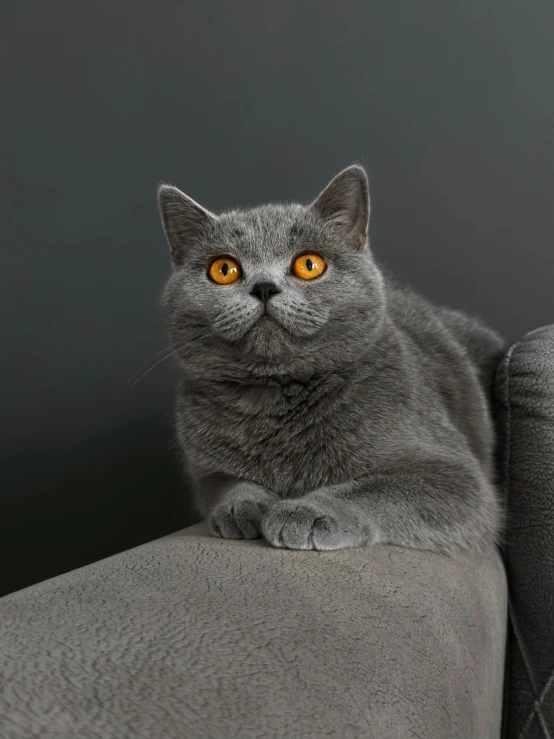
[157, 165, 504, 553]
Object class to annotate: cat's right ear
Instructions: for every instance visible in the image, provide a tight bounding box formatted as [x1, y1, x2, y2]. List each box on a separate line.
[157, 185, 218, 266]
[311, 165, 369, 250]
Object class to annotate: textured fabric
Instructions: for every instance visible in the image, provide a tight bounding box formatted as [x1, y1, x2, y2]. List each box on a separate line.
[0, 522, 506, 739]
[496, 325, 554, 738]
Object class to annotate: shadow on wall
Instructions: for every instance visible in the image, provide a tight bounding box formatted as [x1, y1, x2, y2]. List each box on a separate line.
[0, 414, 198, 598]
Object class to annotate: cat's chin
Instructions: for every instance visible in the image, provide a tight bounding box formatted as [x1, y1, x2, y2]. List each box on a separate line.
[250, 315, 283, 336]
[243, 317, 291, 356]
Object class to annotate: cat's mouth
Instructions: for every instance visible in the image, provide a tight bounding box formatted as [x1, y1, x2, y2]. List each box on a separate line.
[257, 313, 275, 325]
[252, 305, 280, 326]
[249, 311, 285, 336]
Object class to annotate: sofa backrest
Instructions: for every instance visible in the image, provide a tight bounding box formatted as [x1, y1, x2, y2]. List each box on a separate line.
[495, 325, 554, 738]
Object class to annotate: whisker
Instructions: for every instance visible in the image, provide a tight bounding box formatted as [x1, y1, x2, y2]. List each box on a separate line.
[126, 350, 177, 391]
[120, 331, 220, 394]
[119, 344, 175, 393]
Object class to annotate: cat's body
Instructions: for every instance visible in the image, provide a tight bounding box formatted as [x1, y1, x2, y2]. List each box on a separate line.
[159, 166, 504, 553]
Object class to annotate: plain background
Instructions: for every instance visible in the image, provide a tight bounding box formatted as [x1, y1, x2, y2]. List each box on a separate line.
[2, 0, 553, 596]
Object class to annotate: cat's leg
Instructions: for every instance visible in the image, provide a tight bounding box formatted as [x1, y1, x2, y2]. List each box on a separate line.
[261, 455, 500, 553]
[198, 474, 280, 540]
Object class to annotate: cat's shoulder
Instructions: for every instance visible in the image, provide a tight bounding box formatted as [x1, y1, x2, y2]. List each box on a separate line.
[380, 266, 504, 387]
[381, 267, 500, 344]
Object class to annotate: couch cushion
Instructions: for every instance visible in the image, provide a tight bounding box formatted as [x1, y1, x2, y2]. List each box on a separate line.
[0, 522, 506, 739]
[496, 324, 554, 738]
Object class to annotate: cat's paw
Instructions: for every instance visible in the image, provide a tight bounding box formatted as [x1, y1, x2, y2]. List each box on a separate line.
[208, 494, 275, 540]
[261, 498, 365, 551]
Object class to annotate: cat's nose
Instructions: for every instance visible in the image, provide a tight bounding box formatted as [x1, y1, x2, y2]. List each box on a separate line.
[249, 281, 281, 303]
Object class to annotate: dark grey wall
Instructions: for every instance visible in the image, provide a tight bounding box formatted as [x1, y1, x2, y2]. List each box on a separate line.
[2, 0, 553, 595]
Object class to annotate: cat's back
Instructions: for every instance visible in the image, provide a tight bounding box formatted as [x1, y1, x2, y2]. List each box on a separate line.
[383, 275, 504, 394]
[380, 276, 503, 470]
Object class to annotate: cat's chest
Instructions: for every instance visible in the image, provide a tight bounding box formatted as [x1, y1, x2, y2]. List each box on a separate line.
[178, 380, 368, 494]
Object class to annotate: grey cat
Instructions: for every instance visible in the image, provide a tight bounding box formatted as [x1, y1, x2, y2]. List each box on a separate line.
[158, 165, 504, 554]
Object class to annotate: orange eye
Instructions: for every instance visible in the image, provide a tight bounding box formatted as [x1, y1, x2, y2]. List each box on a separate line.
[292, 253, 326, 280]
[208, 257, 241, 285]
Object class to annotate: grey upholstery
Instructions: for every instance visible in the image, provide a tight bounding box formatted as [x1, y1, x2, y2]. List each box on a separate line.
[0, 522, 506, 739]
[496, 325, 554, 738]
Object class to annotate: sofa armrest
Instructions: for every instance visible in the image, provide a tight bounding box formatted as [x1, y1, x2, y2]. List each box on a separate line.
[496, 325, 554, 738]
[0, 522, 506, 738]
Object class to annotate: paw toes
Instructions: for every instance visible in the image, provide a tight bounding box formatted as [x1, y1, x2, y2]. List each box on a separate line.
[208, 510, 243, 539]
[309, 516, 338, 550]
[261, 506, 317, 550]
[262, 502, 364, 551]
[233, 501, 264, 539]
[279, 510, 314, 550]
[209, 500, 268, 540]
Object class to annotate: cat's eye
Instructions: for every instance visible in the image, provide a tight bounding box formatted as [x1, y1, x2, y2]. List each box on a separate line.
[208, 257, 242, 285]
[292, 253, 326, 281]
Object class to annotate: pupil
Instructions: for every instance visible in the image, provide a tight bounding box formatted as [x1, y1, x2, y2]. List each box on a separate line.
[221, 262, 229, 276]
[306, 258, 313, 271]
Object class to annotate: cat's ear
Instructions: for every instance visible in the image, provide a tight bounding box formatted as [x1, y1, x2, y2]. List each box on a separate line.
[311, 165, 369, 250]
[157, 185, 218, 266]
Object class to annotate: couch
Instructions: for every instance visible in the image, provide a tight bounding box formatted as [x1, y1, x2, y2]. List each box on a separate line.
[0, 326, 552, 739]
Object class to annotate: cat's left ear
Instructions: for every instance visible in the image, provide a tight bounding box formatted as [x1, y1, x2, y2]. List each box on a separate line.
[158, 184, 218, 266]
[311, 165, 369, 250]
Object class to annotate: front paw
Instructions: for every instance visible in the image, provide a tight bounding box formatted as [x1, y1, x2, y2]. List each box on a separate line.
[208, 493, 275, 540]
[261, 499, 365, 551]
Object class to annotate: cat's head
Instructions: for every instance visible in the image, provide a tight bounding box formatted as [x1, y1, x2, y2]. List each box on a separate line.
[158, 165, 386, 380]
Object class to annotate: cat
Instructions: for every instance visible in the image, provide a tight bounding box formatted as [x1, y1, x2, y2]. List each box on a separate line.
[157, 165, 504, 553]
